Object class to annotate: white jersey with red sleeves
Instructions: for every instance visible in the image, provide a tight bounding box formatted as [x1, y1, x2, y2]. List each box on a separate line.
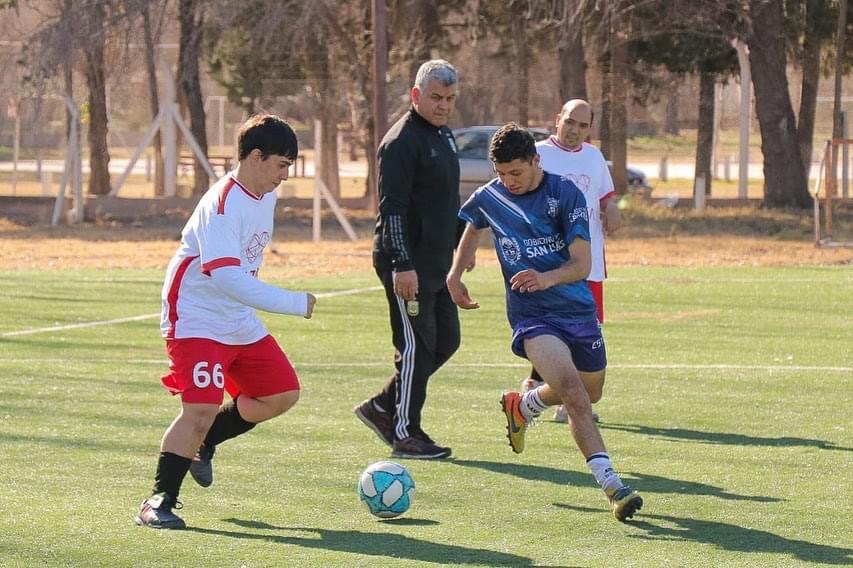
[536, 137, 614, 282]
[161, 174, 276, 345]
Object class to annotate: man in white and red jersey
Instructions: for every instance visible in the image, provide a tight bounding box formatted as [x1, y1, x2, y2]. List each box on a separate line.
[522, 99, 622, 422]
[135, 114, 316, 530]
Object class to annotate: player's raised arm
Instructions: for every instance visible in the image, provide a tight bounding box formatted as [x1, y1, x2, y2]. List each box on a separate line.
[208, 266, 314, 318]
[446, 223, 484, 310]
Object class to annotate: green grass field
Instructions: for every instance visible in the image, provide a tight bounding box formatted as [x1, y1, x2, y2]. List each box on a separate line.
[0, 266, 850, 567]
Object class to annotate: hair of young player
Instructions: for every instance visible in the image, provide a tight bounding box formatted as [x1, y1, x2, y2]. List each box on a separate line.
[237, 114, 298, 161]
[489, 122, 537, 164]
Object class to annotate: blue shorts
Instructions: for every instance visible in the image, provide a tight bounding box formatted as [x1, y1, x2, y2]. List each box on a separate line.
[511, 317, 607, 373]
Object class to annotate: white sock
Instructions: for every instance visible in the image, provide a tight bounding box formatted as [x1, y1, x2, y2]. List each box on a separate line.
[520, 387, 548, 421]
[586, 452, 624, 495]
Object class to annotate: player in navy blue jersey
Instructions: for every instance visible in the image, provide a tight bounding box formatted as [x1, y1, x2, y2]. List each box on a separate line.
[446, 123, 643, 522]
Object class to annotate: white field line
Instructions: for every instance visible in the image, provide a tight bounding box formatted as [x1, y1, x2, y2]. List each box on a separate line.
[0, 285, 383, 338]
[0, 313, 160, 337]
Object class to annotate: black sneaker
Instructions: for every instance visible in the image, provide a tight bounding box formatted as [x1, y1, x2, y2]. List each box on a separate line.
[189, 444, 215, 487]
[354, 399, 394, 447]
[412, 430, 451, 452]
[134, 492, 186, 529]
[392, 435, 452, 460]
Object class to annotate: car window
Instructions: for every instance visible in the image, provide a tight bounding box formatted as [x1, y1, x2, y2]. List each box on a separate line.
[456, 131, 491, 160]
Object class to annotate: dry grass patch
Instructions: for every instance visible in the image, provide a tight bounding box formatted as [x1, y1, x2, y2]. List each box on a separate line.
[0, 200, 850, 271]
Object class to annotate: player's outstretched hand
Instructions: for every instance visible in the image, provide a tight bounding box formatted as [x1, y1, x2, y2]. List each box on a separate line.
[510, 269, 551, 293]
[304, 293, 316, 319]
[446, 277, 479, 310]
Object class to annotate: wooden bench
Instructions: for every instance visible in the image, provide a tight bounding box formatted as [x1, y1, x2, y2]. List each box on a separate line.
[179, 154, 233, 177]
[179, 154, 307, 178]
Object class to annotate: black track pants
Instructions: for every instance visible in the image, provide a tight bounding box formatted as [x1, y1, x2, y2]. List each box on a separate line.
[373, 269, 460, 440]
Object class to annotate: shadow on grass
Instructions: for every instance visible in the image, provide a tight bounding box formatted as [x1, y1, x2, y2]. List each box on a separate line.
[600, 422, 852, 452]
[554, 504, 853, 565]
[183, 519, 536, 567]
[0, 431, 152, 452]
[451, 460, 779, 502]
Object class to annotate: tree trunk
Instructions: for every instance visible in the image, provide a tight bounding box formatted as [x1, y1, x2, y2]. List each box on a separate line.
[62, 0, 74, 143]
[748, 0, 810, 208]
[695, 71, 715, 196]
[142, 6, 164, 196]
[512, 15, 529, 126]
[400, 0, 441, 81]
[343, 66, 374, 200]
[830, 0, 848, 201]
[557, 0, 588, 102]
[797, 0, 823, 174]
[665, 88, 680, 135]
[609, 13, 628, 194]
[320, 118, 340, 199]
[314, 48, 341, 199]
[599, 57, 611, 159]
[365, 132, 377, 206]
[84, 3, 110, 196]
[178, 0, 209, 195]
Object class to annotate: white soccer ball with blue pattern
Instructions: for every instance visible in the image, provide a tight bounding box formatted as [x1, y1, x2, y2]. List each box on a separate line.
[357, 461, 415, 518]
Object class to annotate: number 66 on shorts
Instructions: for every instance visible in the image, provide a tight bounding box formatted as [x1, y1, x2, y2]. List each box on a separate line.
[192, 361, 224, 389]
[160, 336, 300, 405]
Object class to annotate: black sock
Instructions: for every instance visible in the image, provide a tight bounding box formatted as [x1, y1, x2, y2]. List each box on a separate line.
[153, 451, 192, 499]
[202, 396, 256, 448]
[530, 368, 543, 383]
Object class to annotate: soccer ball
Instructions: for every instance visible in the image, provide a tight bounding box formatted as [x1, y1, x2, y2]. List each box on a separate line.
[357, 461, 415, 518]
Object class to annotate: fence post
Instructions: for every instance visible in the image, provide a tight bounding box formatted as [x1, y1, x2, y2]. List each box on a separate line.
[659, 155, 668, 182]
[842, 112, 849, 199]
[694, 174, 706, 211]
[41, 170, 52, 196]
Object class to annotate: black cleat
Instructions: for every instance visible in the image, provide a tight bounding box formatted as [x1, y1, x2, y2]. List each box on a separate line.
[189, 444, 215, 488]
[609, 486, 643, 522]
[134, 492, 186, 529]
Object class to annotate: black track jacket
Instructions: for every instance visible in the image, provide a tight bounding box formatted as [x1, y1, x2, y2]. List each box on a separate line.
[372, 108, 463, 291]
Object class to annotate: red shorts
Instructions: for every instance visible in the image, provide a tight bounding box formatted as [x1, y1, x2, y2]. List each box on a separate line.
[587, 280, 604, 324]
[161, 335, 299, 404]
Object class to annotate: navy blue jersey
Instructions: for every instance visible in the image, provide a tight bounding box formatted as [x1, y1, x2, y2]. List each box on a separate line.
[459, 172, 598, 327]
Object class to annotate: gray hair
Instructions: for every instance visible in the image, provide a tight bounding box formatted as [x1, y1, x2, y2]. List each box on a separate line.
[414, 59, 458, 91]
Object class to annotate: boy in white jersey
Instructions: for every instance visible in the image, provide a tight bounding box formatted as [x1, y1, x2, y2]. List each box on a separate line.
[446, 123, 642, 522]
[524, 99, 622, 422]
[135, 115, 317, 529]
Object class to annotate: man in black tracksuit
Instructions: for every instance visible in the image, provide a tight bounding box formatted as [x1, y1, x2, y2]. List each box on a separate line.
[355, 59, 465, 459]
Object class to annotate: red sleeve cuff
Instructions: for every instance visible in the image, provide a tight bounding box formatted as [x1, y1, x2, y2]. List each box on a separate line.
[201, 257, 241, 276]
[600, 190, 616, 203]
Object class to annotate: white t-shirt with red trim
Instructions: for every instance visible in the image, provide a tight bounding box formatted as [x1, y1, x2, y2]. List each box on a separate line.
[160, 173, 307, 345]
[536, 137, 614, 282]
